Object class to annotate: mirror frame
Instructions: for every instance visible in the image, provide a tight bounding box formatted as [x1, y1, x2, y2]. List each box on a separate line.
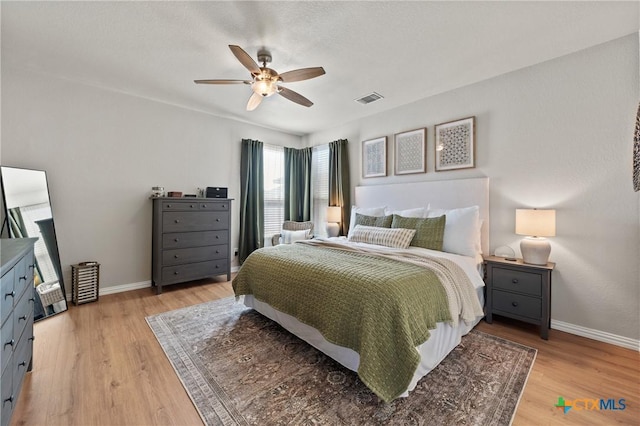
[1, 165, 68, 321]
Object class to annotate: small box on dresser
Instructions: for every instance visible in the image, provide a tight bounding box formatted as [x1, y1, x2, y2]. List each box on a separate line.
[151, 198, 232, 294]
[484, 255, 555, 340]
[1, 238, 37, 426]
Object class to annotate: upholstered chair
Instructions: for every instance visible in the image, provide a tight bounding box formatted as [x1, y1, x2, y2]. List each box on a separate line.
[271, 221, 314, 246]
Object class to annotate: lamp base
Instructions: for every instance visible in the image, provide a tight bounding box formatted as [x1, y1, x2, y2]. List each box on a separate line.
[520, 237, 551, 265]
[326, 222, 340, 238]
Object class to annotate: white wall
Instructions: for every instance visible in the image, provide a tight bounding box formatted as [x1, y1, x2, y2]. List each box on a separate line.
[305, 35, 640, 343]
[1, 66, 302, 290]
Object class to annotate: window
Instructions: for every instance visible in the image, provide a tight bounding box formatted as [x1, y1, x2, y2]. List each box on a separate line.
[311, 144, 330, 237]
[263, 144, 284, 243]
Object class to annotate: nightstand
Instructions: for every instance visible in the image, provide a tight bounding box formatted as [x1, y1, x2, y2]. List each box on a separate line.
[484, 255, 555, 339]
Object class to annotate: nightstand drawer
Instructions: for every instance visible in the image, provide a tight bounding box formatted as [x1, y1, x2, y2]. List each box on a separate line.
[493, 268, 541, 296]
[492, 290, 541, 320]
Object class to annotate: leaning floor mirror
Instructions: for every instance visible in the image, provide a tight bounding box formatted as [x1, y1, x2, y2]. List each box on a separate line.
[1, 166, 68, 320]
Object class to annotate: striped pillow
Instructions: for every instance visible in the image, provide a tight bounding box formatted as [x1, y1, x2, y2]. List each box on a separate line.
[348, 225, 416, 249]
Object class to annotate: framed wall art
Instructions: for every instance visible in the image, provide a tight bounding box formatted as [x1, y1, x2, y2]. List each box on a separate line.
[394, 128, 426, 175]
[362, 136, 387, 178]
[435, 116, 476, 171]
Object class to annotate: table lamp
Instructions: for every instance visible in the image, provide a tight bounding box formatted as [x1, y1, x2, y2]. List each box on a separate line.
[326, 206, 341, 237]
[515, 208, 556, 265]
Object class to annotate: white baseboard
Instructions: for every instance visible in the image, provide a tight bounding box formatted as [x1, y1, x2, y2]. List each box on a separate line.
[97, 266, 240, 297]
[100, 280, 152, 296]
[551, 319, 639, 351]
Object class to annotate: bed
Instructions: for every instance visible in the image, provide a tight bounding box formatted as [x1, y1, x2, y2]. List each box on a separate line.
[233, 177, 489, 403]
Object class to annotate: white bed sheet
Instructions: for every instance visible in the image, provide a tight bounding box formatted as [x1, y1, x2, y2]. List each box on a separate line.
[241, 240, 485, 398]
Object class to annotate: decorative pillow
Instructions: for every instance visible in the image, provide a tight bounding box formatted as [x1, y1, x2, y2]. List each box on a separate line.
[348, 225, 416, 249]
[348, 205, 386, 237]
[384, 207, 428, 218]
[355, 213, 393, 228]
[391, 214, 446, 251]
[280, 229, 311, 244]
[427, 205, 481, 257]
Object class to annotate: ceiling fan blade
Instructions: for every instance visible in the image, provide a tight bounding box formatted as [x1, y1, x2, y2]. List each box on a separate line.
[194, 79, 251, 84]
[247, 92, 263, 111]
[229, 45, 261, 75]
[278, 86, 313, 107]
[279, 67, 326, 83]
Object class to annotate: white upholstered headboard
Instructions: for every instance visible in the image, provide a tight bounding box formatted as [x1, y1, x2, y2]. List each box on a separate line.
[355, 177, 490, 255]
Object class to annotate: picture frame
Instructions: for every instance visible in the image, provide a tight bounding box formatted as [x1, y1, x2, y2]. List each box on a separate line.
[434, 116, 476, 171]
[394, 128, 426, 175]
[362, 136, 387, 178]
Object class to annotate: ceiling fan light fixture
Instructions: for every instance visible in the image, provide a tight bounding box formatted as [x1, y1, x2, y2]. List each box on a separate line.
[251, 79, 278, 97]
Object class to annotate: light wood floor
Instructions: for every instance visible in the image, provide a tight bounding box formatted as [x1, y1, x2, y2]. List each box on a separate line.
[11, 276, 639, 426]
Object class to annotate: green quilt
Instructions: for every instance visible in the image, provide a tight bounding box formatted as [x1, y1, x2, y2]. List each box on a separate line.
[232, 242, 459, 402]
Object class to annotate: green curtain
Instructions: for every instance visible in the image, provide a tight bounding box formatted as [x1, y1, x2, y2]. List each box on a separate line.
[239, 139, 264, 264]
[284, 147, 313, 222]
[329, 139, 351, 236]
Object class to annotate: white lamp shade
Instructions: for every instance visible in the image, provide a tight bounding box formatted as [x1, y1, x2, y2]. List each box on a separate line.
[326, 206, 341, 223]
[515, 209, 556, 237]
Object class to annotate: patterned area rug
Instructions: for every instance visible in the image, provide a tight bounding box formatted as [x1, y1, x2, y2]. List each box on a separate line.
[147, 297, 536, 425]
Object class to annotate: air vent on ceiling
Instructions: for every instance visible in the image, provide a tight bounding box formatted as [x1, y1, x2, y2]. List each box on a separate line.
[355, 92, 384, 105]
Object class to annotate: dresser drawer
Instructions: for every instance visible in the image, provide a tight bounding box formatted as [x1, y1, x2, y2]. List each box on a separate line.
[1, 364, 13, 426]
[12, 333, 31, 405]
[162, 212, 229, 233]
[162, 231, 229, 249]
[0, 269, 15, 327]
[162, 201, 200, 211]
[198, 201, 230, 211]
[492, 268, 541, 297]
[13, 290, 32, 344]
[162, 245, 228, 266]
[492, 290, 541, 320]
[162, 260, 228, 285]
[0, 319, 13, 376]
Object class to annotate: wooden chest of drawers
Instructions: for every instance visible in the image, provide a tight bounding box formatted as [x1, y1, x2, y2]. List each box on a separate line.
[1, 238, 36, 426]
[152, 198, 232, 294]
[484, 256, 554, 340]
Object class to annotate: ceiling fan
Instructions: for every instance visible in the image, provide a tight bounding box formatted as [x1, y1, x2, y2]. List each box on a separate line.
[195, 45, 326, 111]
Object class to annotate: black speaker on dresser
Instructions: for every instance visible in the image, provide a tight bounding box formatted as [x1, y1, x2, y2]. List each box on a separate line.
[206, 187, 228, 198]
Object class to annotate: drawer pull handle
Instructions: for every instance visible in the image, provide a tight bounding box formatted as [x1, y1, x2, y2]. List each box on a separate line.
[215, 265, 219, 269]
[5, 291, 15, 300]
[190, 204, 195, 208]
[29, 297, 35, 303]
[216, 218, 220, 222]
[3, 396, 13, 406]
[19, 315, 27, 322]
[167, 204, 172, 208]
[19, 275, 27, 281]
[18, 361, 26, 367]
[222, 205, 226, 208]
[174, 255, 179, 259]
[201, 205, 206, 208]
[216, 250, 220, 254]
[511, 301, 519, 307]
[174, 238, 179, 242]
[512, 279, 519, 284]
[29, 264, 35, 270]
[4, 339, 15, 348]
[175, 219, 180, 223]
[215, 235, 219, 239]
[29, 336, 35, 342]
[174, 271, 179, 275]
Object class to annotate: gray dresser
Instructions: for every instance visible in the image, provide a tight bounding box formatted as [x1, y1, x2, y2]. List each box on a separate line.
[151, 198, 232, 294]
[1, 238, 37, 426]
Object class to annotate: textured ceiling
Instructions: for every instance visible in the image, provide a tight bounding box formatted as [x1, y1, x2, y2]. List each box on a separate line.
[2, 1, 639, 136]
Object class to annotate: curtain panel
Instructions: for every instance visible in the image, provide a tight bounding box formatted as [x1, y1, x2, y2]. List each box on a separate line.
[329, 139, 351, 236]
[284, 147, 313, 222]
[633, 101, 639, 192]
[239, 139, 264, 264]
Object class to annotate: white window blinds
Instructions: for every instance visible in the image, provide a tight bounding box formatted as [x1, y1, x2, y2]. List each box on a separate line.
[263, 144, 285, 242]
[311, 144, 330, 237]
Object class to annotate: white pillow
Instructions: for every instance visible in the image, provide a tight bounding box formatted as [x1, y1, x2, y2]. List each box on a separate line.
[427, 205, 481, 257]
[384, 206, 428, 218]
[348, 205, 386, 237]
[348, 225, 416, 249]
[280, 229, 311, 244]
